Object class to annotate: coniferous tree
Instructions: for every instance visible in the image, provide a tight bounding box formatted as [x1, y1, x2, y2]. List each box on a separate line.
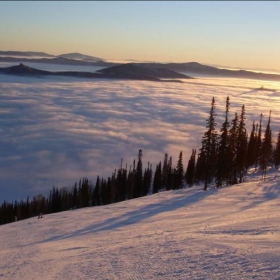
[171, 167, 177, 190]
[117, 159, 127, 202]
[166, 156, 173, 190]
[153, 161, 162, 194]
[135, 149, 143, 197]
[255, 114, 263, 168]
[246, 121, 258, 168]
[162, 153, 169, 190]
[110, 170, 117, 203]
[236, 105, 248, 183]
[116, 166, 122, 202]
[185, 149, 196, 187]
[127, 162, 135, 200]
[93, 176, 100, 206]
[143, 162, 152, 196]
[130, 159, 137, 198]
[174, 151, 184, 189]
[194, 152, 203, 184]
[273, 128, 280, 168]
[228, 112, 239, 184]
[216, 96, 230, 187]
[47, 191, 52, 214]
[80, 177, 90, 207]
[127, 166, 132, 200]
[100, 177, 109, 205]
[13, 200, 18, 221]
[73, 182, 78, 208]
[199, 97, 218, 190]
[260, 111, 273, 180]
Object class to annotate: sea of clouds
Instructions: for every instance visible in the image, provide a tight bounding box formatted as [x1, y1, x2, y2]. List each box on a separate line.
[1, 67, 280, 202]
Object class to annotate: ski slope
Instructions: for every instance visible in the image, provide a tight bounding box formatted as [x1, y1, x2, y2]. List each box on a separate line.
[0, 170, 279, 279]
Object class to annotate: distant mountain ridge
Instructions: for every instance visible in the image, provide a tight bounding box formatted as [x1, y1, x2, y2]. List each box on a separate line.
[1, 51, 280, 82]
[0, 63, 189, 83]
[0, 51, 54, 57]
[139, 62, 280, 82]
[0, 56, 118, 67]
[58, 52, 103, 62]
[98, 63, 192, 79]
[0, 63, 50, 75]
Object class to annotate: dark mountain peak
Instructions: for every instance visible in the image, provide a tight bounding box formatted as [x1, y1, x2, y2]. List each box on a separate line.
[182, 62, 217, 70]
[6, 63, 35, 72]
[0, 64, 181, 83]
[0, 63, 49, 75]
[18, 63, 31, 69]
[58, 52, 103, 62]
[98, 63, 192, 79]
[185, 62, 203, 66]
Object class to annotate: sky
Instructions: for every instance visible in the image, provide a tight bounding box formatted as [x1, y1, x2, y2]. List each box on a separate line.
[1, 1, 280, 71]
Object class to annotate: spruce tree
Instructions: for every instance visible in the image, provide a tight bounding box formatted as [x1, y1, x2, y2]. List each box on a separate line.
[255, 114, 263, 168]
[194, 152, 204, 184]
[100, 177, 109, 205]
[117, 159, 127, 202]
[81, 177, 90, 207]
[216, 96, 230, 187]
[93, 176, 100, 206]
[162, 153, 169, 190]
[153, 161, 162, 194]
[228, 112, 239, 184]
[166, 156, 173, 190]
[73, 182, 78, 208]
[174, 151, 184, 189]
[143, 162, 152, 195]
[135, 149, 143, 197]
[110, 170, 117, 203]
[274, 128, 280, 168]
[236, 105, 248, 183]
[127, 162, 135, 200]
[199, 97, 218, 190]
[185, 149, 196, 187]
[130, 159, 136, 199]
[246, 121, 258, 168]
[260, 111, 273, 180]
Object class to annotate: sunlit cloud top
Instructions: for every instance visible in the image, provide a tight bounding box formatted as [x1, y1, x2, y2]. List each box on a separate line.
[1, 73, 280, 202]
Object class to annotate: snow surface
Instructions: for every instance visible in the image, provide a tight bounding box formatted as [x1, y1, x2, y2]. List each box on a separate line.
[0, 169, 279, 279]
[1, 71, 280, 201]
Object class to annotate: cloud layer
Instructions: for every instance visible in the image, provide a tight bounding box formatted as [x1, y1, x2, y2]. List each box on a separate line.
[1, 73, 280, 202]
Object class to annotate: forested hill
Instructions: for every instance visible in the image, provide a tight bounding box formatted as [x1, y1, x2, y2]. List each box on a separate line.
[98, 63, 193, 79]
[140, 62, 280, 81]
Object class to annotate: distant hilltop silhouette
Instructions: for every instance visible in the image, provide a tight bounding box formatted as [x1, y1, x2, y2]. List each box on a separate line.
[1, 51, 280, 82]
[0, 63, 191, 83]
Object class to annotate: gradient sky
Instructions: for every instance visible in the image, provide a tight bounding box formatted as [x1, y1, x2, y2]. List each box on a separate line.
[1, 1, 280, 71]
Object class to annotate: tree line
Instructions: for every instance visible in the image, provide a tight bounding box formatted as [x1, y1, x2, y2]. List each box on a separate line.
[1, 96, 280, 225]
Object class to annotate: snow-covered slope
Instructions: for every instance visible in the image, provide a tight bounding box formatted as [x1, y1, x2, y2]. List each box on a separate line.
[0, 170, 279, 279]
